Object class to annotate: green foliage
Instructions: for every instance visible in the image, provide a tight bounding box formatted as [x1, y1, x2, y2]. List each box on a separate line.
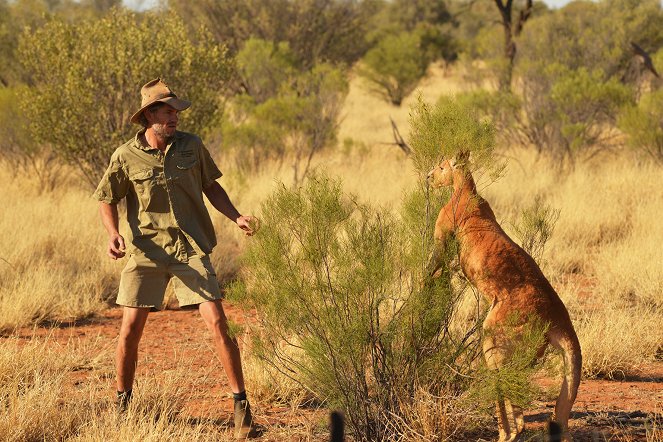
[169, 0, 378, 69]
[0, 86, 62, 191]
[367, 0, 457, 63]
[408, 95, 498, 179]
[359, 31, 430, 106]
[17, 8, 232, 185]
[235, 38, 296, 104]
[0, 87, 31, 158]
[510, 197, 560, 265]
[223, 56, 348, 184]
[0, 0, 50, 86]
[516, 63, 633, 161]
[456, 89, 521, 140]
[519, 0, 663, 78]
[230, 174, 475, 440]
[618, 88, 663, 164]
[468, 314, 549, 412]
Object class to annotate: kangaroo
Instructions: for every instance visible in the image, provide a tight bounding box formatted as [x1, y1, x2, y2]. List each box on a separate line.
[426, 153, 582, 442]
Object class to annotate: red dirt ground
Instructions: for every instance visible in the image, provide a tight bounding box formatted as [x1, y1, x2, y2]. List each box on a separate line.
[13, 304, 663, 441]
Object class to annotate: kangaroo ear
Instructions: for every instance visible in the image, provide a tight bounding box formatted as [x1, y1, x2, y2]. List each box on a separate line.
[457, 150, 470, 163]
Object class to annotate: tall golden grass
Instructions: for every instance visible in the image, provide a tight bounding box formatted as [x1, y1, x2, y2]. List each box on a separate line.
[1, 63, 661, 439]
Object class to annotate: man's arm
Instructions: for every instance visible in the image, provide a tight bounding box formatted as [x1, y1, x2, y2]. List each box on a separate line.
[203, 181, 258, 236]
[99, 202, 126, 259]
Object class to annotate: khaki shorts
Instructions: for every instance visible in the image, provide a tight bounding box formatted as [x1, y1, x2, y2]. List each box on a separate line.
[116, 252, 223, 311]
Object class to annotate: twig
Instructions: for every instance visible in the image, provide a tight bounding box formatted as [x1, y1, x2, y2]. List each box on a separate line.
[0, 257, 15, 271]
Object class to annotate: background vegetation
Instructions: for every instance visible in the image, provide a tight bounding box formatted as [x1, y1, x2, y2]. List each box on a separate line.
[1, 0, 662, 440]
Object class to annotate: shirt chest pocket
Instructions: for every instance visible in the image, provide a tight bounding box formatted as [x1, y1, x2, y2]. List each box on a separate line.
[173, 157, 200, 187]
[130, 169, 157, 198]
[176, 158, 198, 171]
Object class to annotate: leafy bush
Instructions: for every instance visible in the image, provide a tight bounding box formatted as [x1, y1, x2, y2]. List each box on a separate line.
[408, 95, 500, 180]
[367, 0, 457, 64]
[359, 31, 431, 106]
[517, 63, 632, 162]
[464, 64, 632, 162]
[223, 57, 348, 183]
[0, 86, 62, 191]
[169, 0, 377, 69]
[518, 0, 663, 79]
[230, 173, 473, 440]
[618, 88, 663, 163]
[17, 8, 232, 185]
[234, 38, 296, 104]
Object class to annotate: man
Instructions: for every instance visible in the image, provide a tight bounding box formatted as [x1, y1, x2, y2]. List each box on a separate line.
[94, 78, 257, 439]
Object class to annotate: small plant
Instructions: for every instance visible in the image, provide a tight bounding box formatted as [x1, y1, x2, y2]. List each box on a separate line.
[511, 197, 560, 265]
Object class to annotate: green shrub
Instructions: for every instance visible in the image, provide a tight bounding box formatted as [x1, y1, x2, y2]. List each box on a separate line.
[618, 88, 663, 163]
[0, 86, 62, 191]
[169, 0, 377, 69]
[359, 31, 430, 106]
[367, 0, 457, 64]
[517, 63, 632, 162]
[17, 8, 232, 186]
[408, 95, 500, 180]
[230, 173, 472, 440]
[235, 38, 296, 104]
[510, 197, 560, 265]
[518, 0, 663, 78]
[223, 60, 348, 184]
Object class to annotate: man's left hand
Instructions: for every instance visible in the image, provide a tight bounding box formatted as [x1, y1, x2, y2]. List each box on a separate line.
[236, 215, 260, 236]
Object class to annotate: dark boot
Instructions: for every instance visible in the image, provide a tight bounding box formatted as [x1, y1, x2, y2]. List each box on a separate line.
[233, 399, 254, 439]
[116, 390, 132, 414]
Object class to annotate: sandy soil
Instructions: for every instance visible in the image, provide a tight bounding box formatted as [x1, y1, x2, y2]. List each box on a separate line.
[13, 304, 663, 441]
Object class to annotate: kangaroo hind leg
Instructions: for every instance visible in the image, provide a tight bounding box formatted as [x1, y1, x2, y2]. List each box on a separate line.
[549, 330, 582, 442]
[483, 333, 524, 442]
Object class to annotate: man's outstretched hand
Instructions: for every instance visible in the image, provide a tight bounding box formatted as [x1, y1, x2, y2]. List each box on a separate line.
[236, 215, 260, 236]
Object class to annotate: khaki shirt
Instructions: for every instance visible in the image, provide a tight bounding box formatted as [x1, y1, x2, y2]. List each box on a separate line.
[93, 129, 223, 262]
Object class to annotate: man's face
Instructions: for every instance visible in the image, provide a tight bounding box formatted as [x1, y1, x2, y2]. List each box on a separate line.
[146, 104, 179, 139]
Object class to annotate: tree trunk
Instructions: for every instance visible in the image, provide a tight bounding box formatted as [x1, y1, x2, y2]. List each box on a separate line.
[493, 0, 533, 92]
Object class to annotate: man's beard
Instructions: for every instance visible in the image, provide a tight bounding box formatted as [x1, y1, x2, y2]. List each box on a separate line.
[153, 124, 174, 142]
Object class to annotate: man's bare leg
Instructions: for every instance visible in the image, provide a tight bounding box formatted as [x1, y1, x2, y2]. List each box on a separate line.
[199, 299, 245, 393]
[116, 306, 150, 392]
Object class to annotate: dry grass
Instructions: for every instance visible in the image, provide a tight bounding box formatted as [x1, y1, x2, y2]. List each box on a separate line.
[0, 169, 120, 332]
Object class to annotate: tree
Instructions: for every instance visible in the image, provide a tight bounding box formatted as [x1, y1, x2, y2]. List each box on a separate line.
[518, 0, 663, 79]
[223, 53, 348, 184]
[367, 0, 458, 64]
[358, 31, 430, 106]
[169, 0, 379, 70]
[492, 0, 534, 91]
[234, 38, 296, 104]
[17, 8, 232, 185]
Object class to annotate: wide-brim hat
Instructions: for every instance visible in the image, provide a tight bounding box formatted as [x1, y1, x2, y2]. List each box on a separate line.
[130, 78, 191, 126]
